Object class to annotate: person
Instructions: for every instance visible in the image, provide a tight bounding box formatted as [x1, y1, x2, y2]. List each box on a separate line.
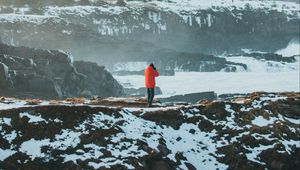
[144, 63, 159, 107]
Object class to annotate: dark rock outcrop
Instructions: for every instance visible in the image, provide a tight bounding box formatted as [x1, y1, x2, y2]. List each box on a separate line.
[73, 61, 124, 97]
[159, 91, 217, 104]
[229, 52, 297, 62]
[151, 49, 247, 72]
[0, 43, 124, 99]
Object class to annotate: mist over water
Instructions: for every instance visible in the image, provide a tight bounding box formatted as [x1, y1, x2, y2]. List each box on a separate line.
[276, 40, 300, 57]
[114, 41, 300, 97]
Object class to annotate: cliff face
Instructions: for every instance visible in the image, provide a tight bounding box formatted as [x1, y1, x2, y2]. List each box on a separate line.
[0, 43, 124, 99]
[74, 61, 124, 97]
[0, 92, 299, 169]
[0, 0, 299, 64]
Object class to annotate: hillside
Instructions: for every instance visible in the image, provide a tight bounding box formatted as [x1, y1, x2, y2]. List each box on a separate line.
[0, 92, 299, 169]
[0, 0, 299, 64]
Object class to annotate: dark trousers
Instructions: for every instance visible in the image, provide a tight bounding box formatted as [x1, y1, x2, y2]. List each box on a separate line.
[147, 88, 155, 106]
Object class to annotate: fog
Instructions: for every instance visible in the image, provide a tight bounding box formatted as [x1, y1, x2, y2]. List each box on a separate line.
[0, 0, 299, 68]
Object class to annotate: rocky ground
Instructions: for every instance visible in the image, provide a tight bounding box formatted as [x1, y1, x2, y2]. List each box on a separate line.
[0, 92, 299, 169]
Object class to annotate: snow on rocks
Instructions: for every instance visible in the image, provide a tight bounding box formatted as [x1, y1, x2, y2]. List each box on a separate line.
[0, 0, 298, 33]
[0, 14, 62, 24]
[0, 92, 299, 169]
[19, 112, 48, 124]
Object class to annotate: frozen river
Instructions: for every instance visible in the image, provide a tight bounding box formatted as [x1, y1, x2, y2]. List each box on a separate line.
[114, 71, 299, 97]
[114, 42, 300, 97]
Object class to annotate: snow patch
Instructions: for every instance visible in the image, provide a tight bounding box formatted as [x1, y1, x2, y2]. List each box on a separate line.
[20, 138, 50, 160]
[0, 148, 16, 161]
[19, 112, 47, 124]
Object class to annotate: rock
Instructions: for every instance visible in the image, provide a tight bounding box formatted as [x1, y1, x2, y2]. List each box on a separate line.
[175, 152, 187, 163]
[73, 61, 124, 97]
[239, 52, 296, 63]
[157, 144, 171, 156]
[151, 49, 247, 72]
[176, 137, 182, 141]
[159, 91, 216, 103]
[276, 98, 300, 119]
[189, 129, 196, 134]
[0, 92, 299, 169]
[0, 62, 9, 87]
[124, 87, 162, 96]
[144, 154, 175, 170]
[142, 109, 184, 129]
[0, 4, 297, 65]
[0, 43, 124, 99]
[0, 62, 9, 79]
[184, 162, 197, 170]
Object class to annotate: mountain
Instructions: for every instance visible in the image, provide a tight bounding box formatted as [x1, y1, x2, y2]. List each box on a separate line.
[0, 0, 299, 65]
[0, 92, 299, 169]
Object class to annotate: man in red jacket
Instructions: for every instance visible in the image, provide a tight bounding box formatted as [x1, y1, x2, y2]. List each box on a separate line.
[144, 63, 159, 107]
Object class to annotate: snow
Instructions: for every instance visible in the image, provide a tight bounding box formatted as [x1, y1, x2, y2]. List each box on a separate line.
[0, 94, 299, 168]
[276, 41, 300, 57]
[221, 104, 241, 129]
[127, 0, 300, 18]
[53, 129, 81, 150]
[20, 138, 50, 160]
[114, 71, 300, 97]
[63, 144, 104, 163]
[0, 117, 11, 126]
[44, 5, 127, 17]
[104, 97, 142, 103]
[53, 118, 63, 123]
[62, 29, 72, 35]
[284, 117, 300, 124]
[0, 99, 26, 110]
[0, 148, 16, 161]
[113, 48, 299, 97]
[112, 61, 148, 71]
[3, 130, 17, 143]
[225, 56, 299, 72]
[252, 115, 271, 127]
[0, 0, 298, 31]
[0, 14, 61, 24]
[0, 98, 51, 110]
[245, 143, 276, 164]
[19, 112, 47, 123]
[19, 129, 81, 160]
[115, 110, 229, 169]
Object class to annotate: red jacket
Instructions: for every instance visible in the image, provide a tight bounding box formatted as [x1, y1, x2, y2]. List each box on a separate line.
[144, 66, 159, 88]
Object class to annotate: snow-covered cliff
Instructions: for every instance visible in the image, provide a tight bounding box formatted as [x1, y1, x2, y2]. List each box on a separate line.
[0, 0, 299, 63]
